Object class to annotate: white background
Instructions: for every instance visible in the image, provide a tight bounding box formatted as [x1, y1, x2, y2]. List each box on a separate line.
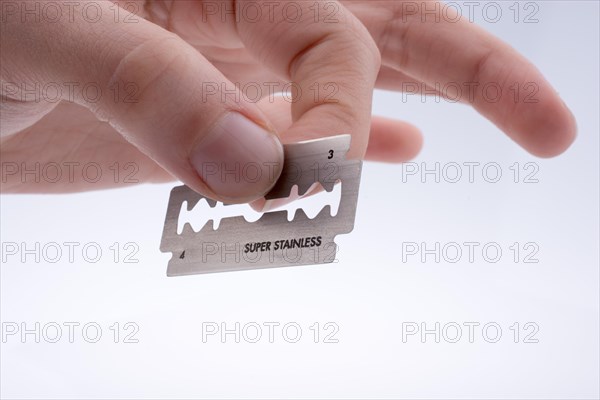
[1, 1, 599, 398]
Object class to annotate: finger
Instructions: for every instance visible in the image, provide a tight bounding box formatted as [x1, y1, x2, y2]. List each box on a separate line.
[352, 1, 577, 157]
[257, 95, 423, 162]
[376, 65, 442, 96]
[366, 116, 423, 163]
[233, 0, 381, 160]
[0, 1, 283, 202]
[0, 102, 175, 193]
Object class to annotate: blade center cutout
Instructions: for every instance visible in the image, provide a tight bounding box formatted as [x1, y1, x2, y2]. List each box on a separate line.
[177, 181, 342, 234]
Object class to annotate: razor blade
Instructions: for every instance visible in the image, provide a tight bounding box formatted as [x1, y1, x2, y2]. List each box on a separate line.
[160, 134, 362, 276]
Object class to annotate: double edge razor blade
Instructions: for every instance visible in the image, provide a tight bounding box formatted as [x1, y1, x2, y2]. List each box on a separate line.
[160, 134, 362, 276]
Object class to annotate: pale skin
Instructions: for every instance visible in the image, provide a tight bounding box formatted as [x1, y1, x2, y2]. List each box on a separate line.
[0, 0, 576, 201]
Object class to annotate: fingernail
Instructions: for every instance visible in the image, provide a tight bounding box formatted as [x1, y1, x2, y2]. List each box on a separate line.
[190, 112, 284, 202]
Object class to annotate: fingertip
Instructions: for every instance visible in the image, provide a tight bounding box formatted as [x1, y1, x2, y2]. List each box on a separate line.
[402, 123, 425, 160]
[518, 99, 577, 158]
[249, 198, 267, 212]
[366, 117, 424, 163]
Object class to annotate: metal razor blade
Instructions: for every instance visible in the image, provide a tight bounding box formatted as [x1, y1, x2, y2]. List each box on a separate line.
[160, 134, 362, 276]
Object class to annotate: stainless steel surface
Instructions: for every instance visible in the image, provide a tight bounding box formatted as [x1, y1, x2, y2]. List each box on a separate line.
[160, 134, 362, 276]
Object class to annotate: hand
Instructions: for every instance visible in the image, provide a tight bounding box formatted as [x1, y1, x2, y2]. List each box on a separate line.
[0, 0, 576, 202]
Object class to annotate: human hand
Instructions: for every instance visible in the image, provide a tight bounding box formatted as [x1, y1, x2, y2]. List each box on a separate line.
[0, 0, 576, 202]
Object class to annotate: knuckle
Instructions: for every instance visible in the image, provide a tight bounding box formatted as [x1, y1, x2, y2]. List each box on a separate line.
[97, 34, 185, 118]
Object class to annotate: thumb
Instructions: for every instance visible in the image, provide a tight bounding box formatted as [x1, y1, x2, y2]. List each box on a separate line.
[1, 1, 283, 203]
